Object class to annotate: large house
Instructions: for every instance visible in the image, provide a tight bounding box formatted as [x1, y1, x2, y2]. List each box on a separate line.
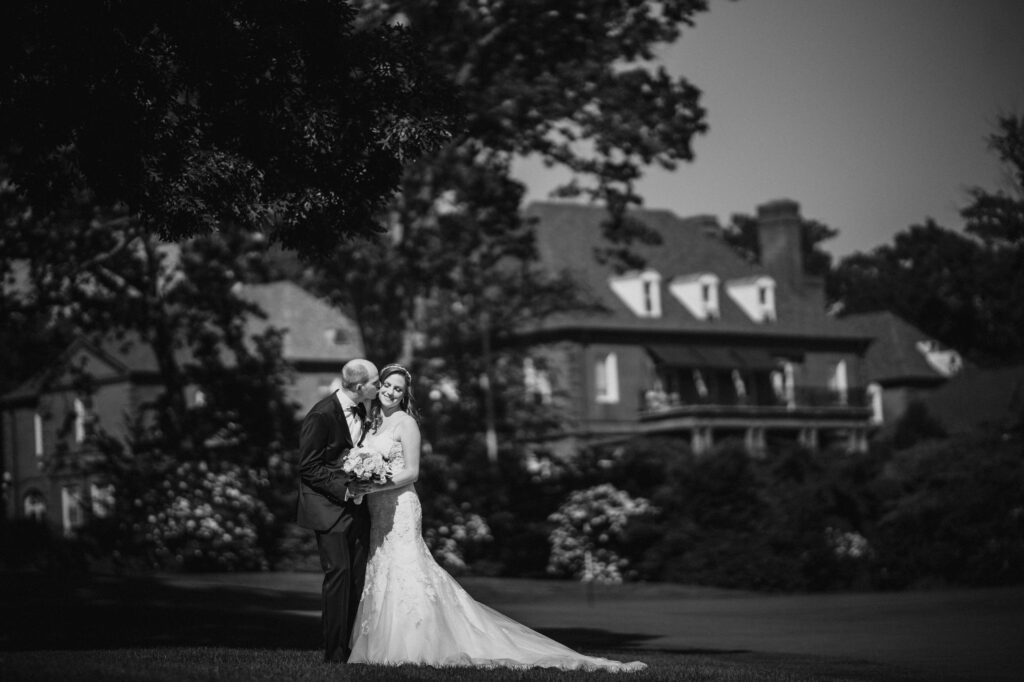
[517, 199, 876, 456]
[1, 281, 363, 532]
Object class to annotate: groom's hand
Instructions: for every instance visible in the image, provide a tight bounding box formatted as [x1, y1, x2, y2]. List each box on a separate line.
[348, 481, 375, 496]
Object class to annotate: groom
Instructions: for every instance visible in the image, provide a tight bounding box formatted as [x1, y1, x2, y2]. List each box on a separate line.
[297, 358, 380, 663]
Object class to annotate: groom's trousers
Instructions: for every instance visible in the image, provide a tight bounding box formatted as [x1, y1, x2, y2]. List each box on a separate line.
[316, 513, 369, 663]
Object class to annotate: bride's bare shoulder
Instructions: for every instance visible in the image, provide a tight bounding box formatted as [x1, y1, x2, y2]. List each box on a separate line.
[398, 412, 419, 428]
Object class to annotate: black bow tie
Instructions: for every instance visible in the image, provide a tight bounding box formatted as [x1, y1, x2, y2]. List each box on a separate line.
[348, 404, 366, 419]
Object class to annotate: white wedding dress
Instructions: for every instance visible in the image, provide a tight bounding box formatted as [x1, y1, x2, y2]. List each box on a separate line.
[347, 428, 646, 672]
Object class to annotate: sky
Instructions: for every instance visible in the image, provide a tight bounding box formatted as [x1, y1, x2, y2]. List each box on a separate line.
[512, 0, 1024, 259]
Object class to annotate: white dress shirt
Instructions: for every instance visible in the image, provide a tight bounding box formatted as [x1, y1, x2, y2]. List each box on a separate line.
[335, 392, 364, 444]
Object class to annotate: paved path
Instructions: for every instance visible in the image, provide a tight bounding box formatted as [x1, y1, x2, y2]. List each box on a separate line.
[171, 573, 1024, 681]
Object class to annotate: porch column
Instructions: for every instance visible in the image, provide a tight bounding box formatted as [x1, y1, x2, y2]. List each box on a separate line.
[691, 427, 714, 455]
[745, 427, 767, 457]
[846, 428, 868, 454]
[798, 427, 819, 451]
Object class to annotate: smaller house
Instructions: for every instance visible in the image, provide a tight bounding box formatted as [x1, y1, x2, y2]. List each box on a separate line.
[837, 311, 964, 429]
[0, 281, 363, 533]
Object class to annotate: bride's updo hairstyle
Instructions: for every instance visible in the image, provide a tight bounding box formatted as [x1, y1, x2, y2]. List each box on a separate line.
[369, 363, 421, 432]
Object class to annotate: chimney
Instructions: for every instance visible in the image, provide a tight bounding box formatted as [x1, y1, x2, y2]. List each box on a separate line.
[756, 199, 804, 292]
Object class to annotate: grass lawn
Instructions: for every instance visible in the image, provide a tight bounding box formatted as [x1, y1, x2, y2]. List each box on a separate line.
[0, 571, 995, 681]
[2, 648, 938, 682]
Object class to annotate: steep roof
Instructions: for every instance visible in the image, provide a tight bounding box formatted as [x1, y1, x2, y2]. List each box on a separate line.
[237, 281, 363, 363]
[836, 311, 950, 385]
[525, 201, 868, 343]
[1, 281, 363, 404]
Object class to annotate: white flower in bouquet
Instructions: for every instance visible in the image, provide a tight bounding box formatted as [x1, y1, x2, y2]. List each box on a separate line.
[341, 445, 393, 504]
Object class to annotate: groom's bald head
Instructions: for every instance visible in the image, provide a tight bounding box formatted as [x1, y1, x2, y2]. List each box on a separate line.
[341, 359, 380, 397]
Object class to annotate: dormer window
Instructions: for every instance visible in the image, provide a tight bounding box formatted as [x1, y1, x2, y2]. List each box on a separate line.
[725, 276, 776, 323]
[609, 269, 662, 318]
[915, 340, 962, 377]
[669, 273, 720, 320]
[325, 328, 348, 345]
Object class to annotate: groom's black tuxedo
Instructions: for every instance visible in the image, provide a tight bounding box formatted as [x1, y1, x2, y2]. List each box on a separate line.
[297, 392, 371, 663]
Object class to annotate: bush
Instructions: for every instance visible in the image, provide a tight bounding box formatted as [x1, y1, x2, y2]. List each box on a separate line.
[88, 455, 275, 572]
[871, 431, 1024, 588]
[546, 483, 656, 583]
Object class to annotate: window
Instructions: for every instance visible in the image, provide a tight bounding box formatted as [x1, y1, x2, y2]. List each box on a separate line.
[731, 369, 747, 402]
[90, 482, 116, 518]
[523, 358, 552, 405]
[773, 361, 796, 408]
[867, 383, 883, 425]
[724, 276, 776, 323]
[23, 490, 47, 521]
[829, 360, 849, 405]
[594, 352, 620, 404]
[608, 269, 662, 318]
[693, 369, 709, 400]
[34, 412, 44, 457]
[61, 485, 84, 535]
[669, 273, 719, 320]
[642, 280, 654, 314]
[325, 329, 348, 345]
[74, 398, 87, 443]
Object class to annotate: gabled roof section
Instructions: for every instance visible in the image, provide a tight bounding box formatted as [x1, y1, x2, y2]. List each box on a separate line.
[837, 311, 953, 385]
[237, 281, 364, 362]
[2, 282, 364, 405]
[1, 337, 135, 404]
[525, 201, 863, 341]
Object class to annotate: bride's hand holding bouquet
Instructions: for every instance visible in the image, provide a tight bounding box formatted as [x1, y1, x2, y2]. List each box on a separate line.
[341, 444, 393, 504]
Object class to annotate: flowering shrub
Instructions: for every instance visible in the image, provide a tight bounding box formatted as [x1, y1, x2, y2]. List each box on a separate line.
[826, 527, 872, 560]
[424, 501, 493, 574]
[121, 459, 274, 571]
[547, 483, 655, 584]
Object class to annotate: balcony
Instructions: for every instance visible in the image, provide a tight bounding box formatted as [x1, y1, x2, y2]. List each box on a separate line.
[639, 385, 873, 429]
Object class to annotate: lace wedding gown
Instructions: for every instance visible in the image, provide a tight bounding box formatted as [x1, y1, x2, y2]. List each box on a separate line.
[348, 428, 646, 672]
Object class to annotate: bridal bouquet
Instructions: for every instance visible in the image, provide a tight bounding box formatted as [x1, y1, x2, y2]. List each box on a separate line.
[341, 445, 393, 505]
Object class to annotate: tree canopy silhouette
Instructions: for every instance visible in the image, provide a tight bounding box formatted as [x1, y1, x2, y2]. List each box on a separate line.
[0, 0, 459, 259]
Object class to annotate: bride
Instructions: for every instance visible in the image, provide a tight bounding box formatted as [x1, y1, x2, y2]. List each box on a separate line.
[347, 363, 646, 672]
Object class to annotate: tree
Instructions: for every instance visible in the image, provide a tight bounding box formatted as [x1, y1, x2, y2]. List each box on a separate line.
[308, 1, 711, 462]
[829, 115, 1024, 365]
[959, 114, 1024, 360]
[828, 221, 985, 357]
[0, 0, 459, 260]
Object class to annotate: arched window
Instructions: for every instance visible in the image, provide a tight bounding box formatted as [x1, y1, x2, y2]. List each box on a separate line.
[23, 490, 47, 521]
[61, 485, 84, 535]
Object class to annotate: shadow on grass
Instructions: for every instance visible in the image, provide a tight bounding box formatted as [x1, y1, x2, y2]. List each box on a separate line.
[1, 571, 322, 650]
[0, 572, 686, 657]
